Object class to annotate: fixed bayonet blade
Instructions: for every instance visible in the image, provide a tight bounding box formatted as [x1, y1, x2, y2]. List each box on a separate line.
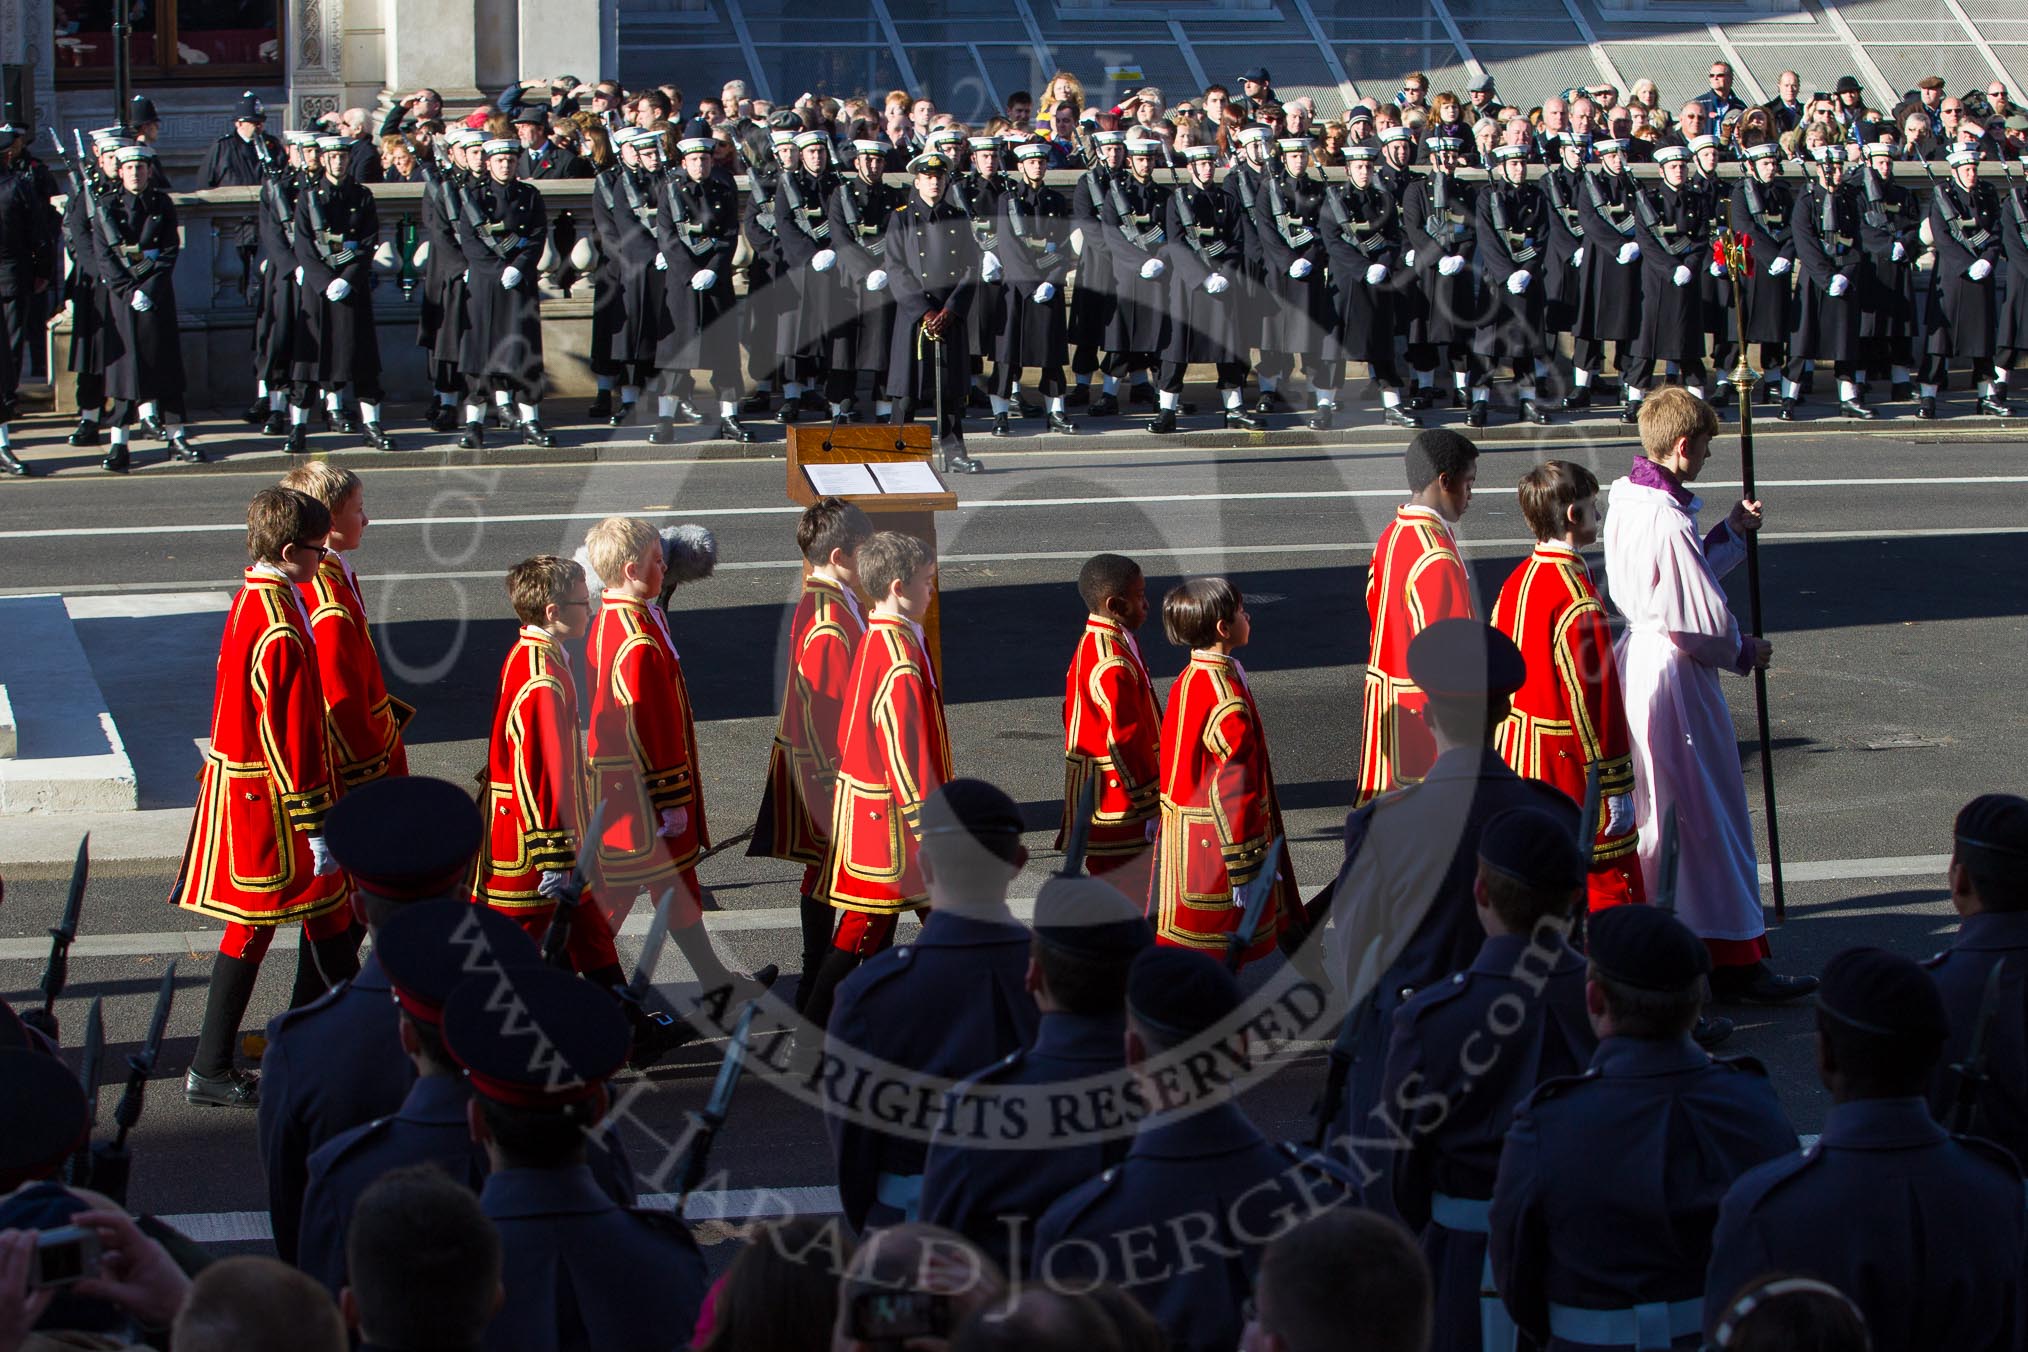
[79, 997, 106, 1129]
[626, 887, 677, 1005]
[134, 962, 176, 1077]
[39, 833, 90, 1018]
[701, 1000, 761, 1128]
[1656, 805, 1681, 914]
[1058, 775, 1099, 877]
[1225, 837, 1284, 971]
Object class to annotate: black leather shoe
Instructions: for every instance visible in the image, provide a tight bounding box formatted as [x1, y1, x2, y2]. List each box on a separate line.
[1465, 400, 1489, 428]
[1916, 397, 1938, 420]
[1224, 408, 1264, 430]
[242, 398, 267, 425]
[169, 433, 206, 463]
[607, 403, 636, 428]
[1255, 390, 1291, 414]
[717, 417, 754, 443]
[1308, 405, 1335, 431]
[1449, 386, 1466, 408]
[138, 417, 167, 441]
[69, 420, 103, 447]
[1618, 405, 1640, 425]
[1520, 399, 1551, 426]
[778, 402, 799, 425]
[1382, 405, 1422, 428]
[262, 409, 287, 436]
[1065, 385, 1090, 408]
[1149, 407, 1180, 434]
[1018, 399, 1044, 419]
[101, 445, 131, 474]
[1891, 381, 1912, 401]
[647, 419, 679, 444]
[1691, 1014, 1736, 1050]
[1406, 388, 1434, 411]
[363, 423, 396, 451]
[1047, 411, 1077, 434]
[1777, 399, 1800, 421]
[1839, 399, 1876, 420]
[336, 411, 360, 435]
[586, 390, 614, 420]
[459, 421, 484, 449]
[1708, 961, 1820, 1006]
[0, 445, 31, 477]
[946, 451, 984, 473]
[1561, 387, 1592, 411]
[186, 1067, 259, 1108]
[991, 413, 1013, 437]
[1089, 393, 1119, 417]
[800, 389, 827, 411]
[429, 403, 459, 433]
[740, 390, 772, 415]
[285, 426, 309, 455]
[1979, 396, 2012, 417]
[519, 420, 556, 448]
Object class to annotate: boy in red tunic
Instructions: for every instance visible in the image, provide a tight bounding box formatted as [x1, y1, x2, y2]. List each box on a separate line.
[582, 515, 772, 1000]
[1059, 552, 1162, 901]
[280, 463, 413, 789]
[174, 487, 354, 1107]
[803, 531, 953, 1027]
[1491, 461, 1646, 910]
[1152, 577, 1301, 966]
[749, 497, 873, 1011]
[471, 556, 597, 964]
[1359, 429, 1480, 806]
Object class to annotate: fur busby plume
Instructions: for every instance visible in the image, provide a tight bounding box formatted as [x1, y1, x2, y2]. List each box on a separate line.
[658, 525, 717, 605]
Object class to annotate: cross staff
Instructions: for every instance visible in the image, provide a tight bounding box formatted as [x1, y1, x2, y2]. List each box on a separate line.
[1716, 226, 1787, 925]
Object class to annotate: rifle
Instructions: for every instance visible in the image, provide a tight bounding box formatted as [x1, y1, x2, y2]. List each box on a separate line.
[1948, 960, 2006, 1135]
[67, 997, 106, 1187]
[541, 799, 609, 969]
[67, 129, 131, 270]
[46, 127, 88, 198]
[1654, 803, 1681, 914]
[1310, 993, 1361, 1149]
[671, 999, 762, 1207]
[22, 833, 89, 1040]
[1571, 767, 1600, 952]
[1223, 836, 1285, 973]
[1058, 774, 1098, 878]
[617, 886, 686, 1067]
[89, 962, 176, 1208]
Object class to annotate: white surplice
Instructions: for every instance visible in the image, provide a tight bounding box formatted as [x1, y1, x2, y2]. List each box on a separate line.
[1602, 476, 1764, 941]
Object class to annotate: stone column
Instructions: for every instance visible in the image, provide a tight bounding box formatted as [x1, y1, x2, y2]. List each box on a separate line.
[385, 0, 483, 104]
[288, 0, 347, 128]
[516, 0, 598, 93]
[0, 0, 57, 131]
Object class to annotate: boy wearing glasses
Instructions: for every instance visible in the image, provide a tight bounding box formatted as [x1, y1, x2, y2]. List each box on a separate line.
[174, 487, 353, 1108]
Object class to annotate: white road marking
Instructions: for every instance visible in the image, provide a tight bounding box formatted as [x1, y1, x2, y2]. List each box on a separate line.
[0, 856, 1952, 961]
[5, 476, 2027, 541]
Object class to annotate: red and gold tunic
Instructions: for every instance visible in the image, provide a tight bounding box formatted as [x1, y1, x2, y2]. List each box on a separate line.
[297, 552, 412, 789]
[1358, 504, 1477, 805]
[1153, 652, 1299, 966]
[172, 568, 347, 926]
[1058, 616, 1162, 883]
[750, 574, 864, 895]
[472, 627, 589, 919]
[826, 613, 953, 915]
[1491, 542, 1646, 910]
[585, 593, 710, 921]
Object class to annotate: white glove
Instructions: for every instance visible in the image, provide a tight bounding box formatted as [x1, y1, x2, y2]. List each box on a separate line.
[295, 265, 305, 285]
[1604, 793, 1635, 838]
[536, 869, 581, 903]
[501, 266, 523, 289]
[813, 248, 838, 273]
[691, 268, 718, 291]
[1709, 260, 1726, 278]
[1672, 264, 1692, 287]
[1970, 257, 1994, 281]
[325, 277, 351, 302]
[866, 268, 890, 292]
[654, 252, 669, 271]
[1437, 253, 1464, 276]
[259, 257, 269, 275]
[981, 251, 1003, 282]
[1364, 263, 1388, 285]
[1140, 257, 1166, 280]
[1287, 257, 1313, 280]
[1768, 255, 1792, 276]
[1571, 246, 1585, 267]
[1617, 240, 1641, 265]
[657, 807, 690, 838]
[1506, 269, 1531, 294]
[1204, 272, 1231, 294]
[1827, 273, 1849, 297]
[1403, 248, 1417, 268]
[129, 290, 153, 312]
[308, 834, 338, 877]
[1891, 241, 1907, 262]
[1032, 282, 1056, 303]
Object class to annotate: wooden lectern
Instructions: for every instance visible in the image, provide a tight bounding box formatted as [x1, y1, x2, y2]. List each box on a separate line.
[786, 424, 958, 679]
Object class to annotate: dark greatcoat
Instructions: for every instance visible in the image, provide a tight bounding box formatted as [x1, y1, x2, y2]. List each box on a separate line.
[589, 163, 669, 370]
[291, 174, 382, 387]
[1161, 175, 1249, 367]
[1789, 179, 1866, 364]
[92, 185, 186, 404]
[1728, 175, 1796, 346]
[1924, 178, 2004, 360]
[1319, 177, 1401, 364]
[824, 174, 905, 376]
[1575, 169, 1642, 344]
[454, 176, 548, 395]
[995, 178, 1073, 371]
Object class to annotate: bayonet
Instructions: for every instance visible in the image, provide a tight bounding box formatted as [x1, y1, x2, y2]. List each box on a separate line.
[92, 963, 176, 1207]
[24, 834, 89, 1038]
[68, 998, 106, 1187]
[672, 1000, 761, 1206]
[1058, 775, 1098, 878]
[1224, 836, 1284, 972]
[1655, 804, 1681, 914]
[541, 799, 609, 968]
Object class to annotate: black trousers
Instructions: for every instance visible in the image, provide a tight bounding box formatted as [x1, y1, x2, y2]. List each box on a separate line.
[1625, 356, 1706, 393]
[1570, 338, 1632, 376]
[1159, 359, 1248, 393]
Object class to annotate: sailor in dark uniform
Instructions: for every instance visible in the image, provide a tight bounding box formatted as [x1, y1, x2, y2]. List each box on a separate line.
[824, 780, 1039, 1230]
[991, 138, 1076, 435]
[1856, 138, 1921, 409]
[455, 138, 553, 448]
[418, 128, 482, 432]
[920, 875, 1152, 1276]
[258, 776, 482, 1263]
[1921, 146, 2007, 418]
[1780, 144, 1873, 420]
[443, 964, 707, 1352]
[774, 129, 844, 425]
[59, 132, 126, 452]
[1623, 145, 1710, 422]
[245, 129, 311, 439]
[1153, 142, 1256, 433]
[1993, 145, 2028, 416]
[1401, 135, 1482, 412]
[93, 144, 200, 471]
[0, 123, 54, 477]
[955, 133, 1018, 420]
[1688, 135, 1736, 401]
[1068, 129, 1126, 412]
[1568, 138, 1642, 415]
[290, 135, 395, 452]
[823, 137, 906, 422]
[885, 149, 984, 472]
[1705, 945, 2025, 1352]
[1727, 144, 1795, 408]
[1469, 144, 1555, 426]
[1379, 808, 1596, 1352]
[1227, 124, 1291, 414]
[1102, 135, 1174, 423]
[1926, 794, 2028, 1166]
[1488, 905, 1797, 1351]
[1032, 947, 1353, 1352]
[1322, 145, 1417, 429]
[654, 136, 750, 444]
[588, 127, 670, 429]
[737, 123, 798, 416]
[1539, 135, 1588, 374]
